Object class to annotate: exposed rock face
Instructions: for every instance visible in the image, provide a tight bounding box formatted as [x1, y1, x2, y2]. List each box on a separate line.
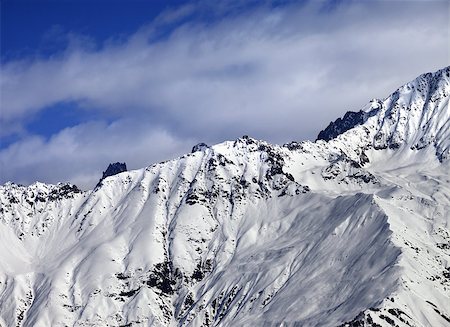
[102, 162, 127, 179]
[317, 110, 368, 141]
[191, 143, 209, 153]
[96, 162, 128, 187]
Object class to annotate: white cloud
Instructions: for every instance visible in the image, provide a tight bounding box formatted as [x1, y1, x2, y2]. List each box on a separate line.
[0, 119, 194, 189]
[0, 0, 449, 188]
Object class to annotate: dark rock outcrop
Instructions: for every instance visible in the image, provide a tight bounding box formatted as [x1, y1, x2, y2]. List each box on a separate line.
[317, 111, 366, 142]
[192, 143, 209, 153]
[97, 162, 127, 187]
[317, 108, 379, 142]
[102, 162, 127, 179]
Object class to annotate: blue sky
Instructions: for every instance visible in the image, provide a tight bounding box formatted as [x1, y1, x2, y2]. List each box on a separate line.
[1, 0, 449, 189]
[3, 1, 187, 59]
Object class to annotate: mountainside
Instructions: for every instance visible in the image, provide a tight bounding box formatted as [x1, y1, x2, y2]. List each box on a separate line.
[0, 66, 449, 327]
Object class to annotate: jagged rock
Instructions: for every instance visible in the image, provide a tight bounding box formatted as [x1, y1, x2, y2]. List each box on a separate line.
[317, 107, 379, 142]
[96, 162, 127, 187]
[317, 110, 367, 141]
[192, 143, 209, 153]
[102, 162, 127, 179]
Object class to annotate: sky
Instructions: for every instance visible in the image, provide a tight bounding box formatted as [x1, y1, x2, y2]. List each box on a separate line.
[1, 0, 449, 189]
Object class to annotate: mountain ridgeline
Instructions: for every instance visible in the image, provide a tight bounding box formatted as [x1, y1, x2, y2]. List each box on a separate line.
[0, 67, 449, 327]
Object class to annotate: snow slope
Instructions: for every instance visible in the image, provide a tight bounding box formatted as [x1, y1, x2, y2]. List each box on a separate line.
[0, 66, 449, 327]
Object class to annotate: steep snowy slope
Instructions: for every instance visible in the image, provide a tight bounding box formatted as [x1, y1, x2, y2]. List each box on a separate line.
[0, 66, 449, 327]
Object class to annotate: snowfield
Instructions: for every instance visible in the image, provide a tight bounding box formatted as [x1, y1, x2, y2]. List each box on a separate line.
[0, 66, 449, 326]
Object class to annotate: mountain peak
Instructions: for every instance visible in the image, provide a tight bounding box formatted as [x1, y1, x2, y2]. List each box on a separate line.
[98, 162, 127, 185]
[191, 143, 209, 153]
[317, 66, 450, 160]
[316, 108, 379, 142]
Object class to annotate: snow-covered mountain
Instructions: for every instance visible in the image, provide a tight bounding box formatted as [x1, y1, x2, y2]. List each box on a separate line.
[1, 66, 449, 327]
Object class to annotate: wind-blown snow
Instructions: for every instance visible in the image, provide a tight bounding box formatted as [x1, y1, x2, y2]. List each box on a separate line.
[0, 66, 449, 327]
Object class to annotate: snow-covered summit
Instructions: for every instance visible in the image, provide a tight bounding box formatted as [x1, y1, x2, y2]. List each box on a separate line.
[0, 67, 449, 327]
[317, 66, 450, 160]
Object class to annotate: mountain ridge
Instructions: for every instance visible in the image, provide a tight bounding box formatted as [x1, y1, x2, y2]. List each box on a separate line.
[0, 66, 449, 327]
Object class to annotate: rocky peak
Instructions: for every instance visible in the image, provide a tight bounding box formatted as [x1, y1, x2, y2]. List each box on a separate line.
[191, 143, 209, 153]
[97, 162, 127, 187]
[317, 110, 371, 142]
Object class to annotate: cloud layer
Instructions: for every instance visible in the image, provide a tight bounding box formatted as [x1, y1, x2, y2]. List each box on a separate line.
[1, 1, 449, 189]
